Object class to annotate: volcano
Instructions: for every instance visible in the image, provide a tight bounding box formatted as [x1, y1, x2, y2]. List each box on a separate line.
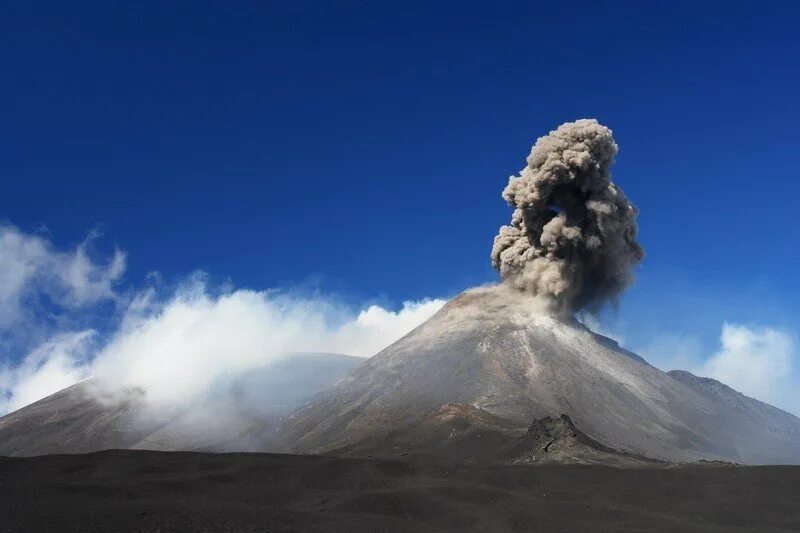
[279, 287, 800, 464]
[3, 289, 799, 465]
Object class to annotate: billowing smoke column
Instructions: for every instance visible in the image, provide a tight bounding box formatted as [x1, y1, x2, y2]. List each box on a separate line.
[491, 119, 644, 314]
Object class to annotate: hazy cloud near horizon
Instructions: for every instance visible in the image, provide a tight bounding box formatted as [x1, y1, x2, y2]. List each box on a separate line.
[628, 322, 798, 415]
[698, 324, 795, 409]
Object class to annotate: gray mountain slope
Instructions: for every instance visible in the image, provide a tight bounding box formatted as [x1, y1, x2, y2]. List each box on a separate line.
[0, 353, 361, 457]
[280, 288, 800, 464]
[668, 370, 800, 459]
[0, 380, 152, 457]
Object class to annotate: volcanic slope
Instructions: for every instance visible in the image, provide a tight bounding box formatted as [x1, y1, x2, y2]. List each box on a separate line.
[0, 353, 361, 457]
[280, 287, 800, 464]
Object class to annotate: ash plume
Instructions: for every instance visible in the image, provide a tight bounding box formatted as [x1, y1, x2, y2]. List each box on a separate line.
[491, 119, 644, 313]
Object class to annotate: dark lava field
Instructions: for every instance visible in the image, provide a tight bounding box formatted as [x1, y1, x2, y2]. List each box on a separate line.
[1, 450, 798, 532]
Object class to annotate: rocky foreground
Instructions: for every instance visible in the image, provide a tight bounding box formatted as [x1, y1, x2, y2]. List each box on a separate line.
[1, 450, 798, 532]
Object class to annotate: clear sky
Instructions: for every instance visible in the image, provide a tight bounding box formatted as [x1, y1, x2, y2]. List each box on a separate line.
[1, 2, 799, 411]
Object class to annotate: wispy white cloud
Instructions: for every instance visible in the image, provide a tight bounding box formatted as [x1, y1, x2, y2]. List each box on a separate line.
[57, 233, 126, 306]
[0, 224, 126, 329]
[0, 226, 50, 328]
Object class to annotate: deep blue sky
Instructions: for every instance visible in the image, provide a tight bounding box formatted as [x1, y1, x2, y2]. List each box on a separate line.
[2, 1, 798, 361]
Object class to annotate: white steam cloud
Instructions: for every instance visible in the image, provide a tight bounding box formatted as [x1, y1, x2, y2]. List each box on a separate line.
[491, 119, 644, 313]
[0, 278, 445, 413]
[90, 282, 444, 406]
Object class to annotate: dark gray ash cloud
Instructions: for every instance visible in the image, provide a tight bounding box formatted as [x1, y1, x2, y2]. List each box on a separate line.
[491, 119, 644, 314]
